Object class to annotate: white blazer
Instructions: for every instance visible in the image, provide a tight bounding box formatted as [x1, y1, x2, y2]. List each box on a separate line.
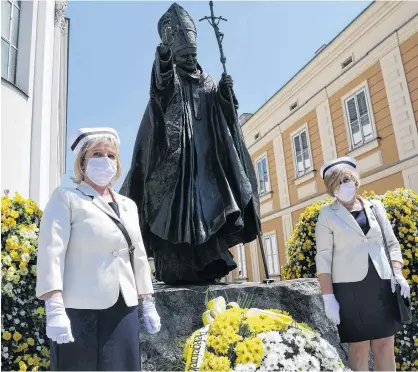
[315, 198, 403, 283]
[36, 182, 154, 309]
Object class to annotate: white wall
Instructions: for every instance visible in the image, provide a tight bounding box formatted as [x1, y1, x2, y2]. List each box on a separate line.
[1, 84, 32, 198]
[1, 0, 68, 209]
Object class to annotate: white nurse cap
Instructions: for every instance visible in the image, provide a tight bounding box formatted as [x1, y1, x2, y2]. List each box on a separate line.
[69, 127, 120, 156]
[320, 156, 357, 179]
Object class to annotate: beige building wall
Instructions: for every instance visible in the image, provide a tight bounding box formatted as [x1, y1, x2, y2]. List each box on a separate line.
[401, 33, 418, 122]
[226, 3, 418, 283]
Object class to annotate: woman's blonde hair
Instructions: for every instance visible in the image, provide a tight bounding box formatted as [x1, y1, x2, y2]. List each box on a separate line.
[324, 167, 360, 197]
[71, 136, 122, 184]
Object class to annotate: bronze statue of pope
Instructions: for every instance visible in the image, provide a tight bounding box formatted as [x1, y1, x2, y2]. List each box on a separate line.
[121, 3, 260, 285]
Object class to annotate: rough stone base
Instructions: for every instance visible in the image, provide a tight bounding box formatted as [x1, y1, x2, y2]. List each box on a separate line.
[138, 279, 374, 371]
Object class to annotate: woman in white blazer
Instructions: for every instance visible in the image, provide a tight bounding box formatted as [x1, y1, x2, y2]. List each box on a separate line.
[315, 157, 410, 371]
[36, 127, 161, 371]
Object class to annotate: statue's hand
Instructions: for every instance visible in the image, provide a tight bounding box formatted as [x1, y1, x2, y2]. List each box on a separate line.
[158, 42, 171, 58]
[220, 73, 233, 90]
[159, 18, 174, 58]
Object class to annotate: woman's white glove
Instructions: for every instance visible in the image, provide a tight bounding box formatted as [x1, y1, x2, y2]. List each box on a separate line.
[142, 298, 161, 335]
[45, 295, 74, 344]
[392, 267, 410, 298]
[322, 294, 340, 325]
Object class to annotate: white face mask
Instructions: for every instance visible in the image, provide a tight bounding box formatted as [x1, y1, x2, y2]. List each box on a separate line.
[85, 157, 117, 187]
[335, 181, 356, 203]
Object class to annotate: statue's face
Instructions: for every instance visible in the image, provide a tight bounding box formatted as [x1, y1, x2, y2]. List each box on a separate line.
[174, 47, 197, 72]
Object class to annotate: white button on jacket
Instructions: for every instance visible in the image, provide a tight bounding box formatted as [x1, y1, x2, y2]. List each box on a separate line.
[315, 198, 403, 283]
[36, 182, 154, 309]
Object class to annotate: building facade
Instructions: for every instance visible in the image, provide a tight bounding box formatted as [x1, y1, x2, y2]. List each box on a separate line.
[1, 0, 69, 209]
[228, 1, 418, 283]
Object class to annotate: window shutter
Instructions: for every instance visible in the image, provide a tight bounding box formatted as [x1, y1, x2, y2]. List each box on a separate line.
[294, 135, 301, 155]
[356, 90, 372, 139]
[346, 97, 361, 146]
[262, 158, 270, 192]
[237, 245, 242, 277]
[300, 131, 308, 150]
[264, 237, 273, 274]
[347, 97, 358, 123]
[294, 135, 304, 175]
[257, 160, 264, 193]
[271, 237, 279, 275]
[300, 130, 311, 171]
[356, 91, 368, 116]
[239, 244, 247, 278]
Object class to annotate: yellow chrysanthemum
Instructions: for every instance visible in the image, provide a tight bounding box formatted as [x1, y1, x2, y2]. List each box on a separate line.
[10, 210, 19, 218]
[10, 251, 20, 261]
[33, 356, 41, 366]
[3, 331, 12, 340]
[19, 361, 28, 372]
[13, 332, 22, 342]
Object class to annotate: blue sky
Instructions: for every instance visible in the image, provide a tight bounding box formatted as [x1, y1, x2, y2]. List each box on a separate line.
[63, 0, 372, 190]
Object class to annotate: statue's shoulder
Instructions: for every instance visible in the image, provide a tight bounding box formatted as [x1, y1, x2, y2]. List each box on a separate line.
[200, 72, 217, 89]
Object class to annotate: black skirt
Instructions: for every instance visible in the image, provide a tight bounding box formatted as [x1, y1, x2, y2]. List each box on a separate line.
[333, 256, 402, 343]
[50, 294, 141, 371]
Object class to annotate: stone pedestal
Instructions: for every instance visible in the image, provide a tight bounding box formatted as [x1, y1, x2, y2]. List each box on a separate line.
[138, 278, 360, 371]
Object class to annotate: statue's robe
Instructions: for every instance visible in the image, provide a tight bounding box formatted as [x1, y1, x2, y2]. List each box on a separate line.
[120, 50, 260, 284]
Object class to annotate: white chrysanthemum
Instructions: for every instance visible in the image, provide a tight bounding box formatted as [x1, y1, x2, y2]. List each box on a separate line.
[3, 255, 12, 266]
[279, 358, 298, 372]
[234, 362, 257, 371]
[20, 253, 30, 263]
[264, 353, 279, 365]
[256, 327, 346, 371]
[3, 283, 13, 296]
[294, 334, 306, 349]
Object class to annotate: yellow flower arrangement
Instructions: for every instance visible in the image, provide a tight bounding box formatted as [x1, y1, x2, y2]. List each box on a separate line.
[1, 193, 49, 371]
[183, 297, 345, 371]
[281, 188, 418, 371]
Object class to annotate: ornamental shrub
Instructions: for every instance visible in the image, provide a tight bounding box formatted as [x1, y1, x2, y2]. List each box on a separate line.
[1, 193, 49, 372]
[281, 188, 418, 371]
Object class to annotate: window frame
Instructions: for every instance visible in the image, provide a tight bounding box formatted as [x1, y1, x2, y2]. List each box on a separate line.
[341, 82, 377, 152]
[291, 124, 314, 179]
[1, 0, 21, 84]
[263, 232, 280, 276]
[255, 153, 271, 196]
[236, 243, 247, 280]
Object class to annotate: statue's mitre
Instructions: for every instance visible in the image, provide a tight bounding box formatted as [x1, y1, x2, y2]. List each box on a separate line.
[158, 3, 197, 54]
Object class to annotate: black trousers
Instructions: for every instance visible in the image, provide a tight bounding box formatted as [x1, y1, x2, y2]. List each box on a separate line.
[50, 294, 141, 371]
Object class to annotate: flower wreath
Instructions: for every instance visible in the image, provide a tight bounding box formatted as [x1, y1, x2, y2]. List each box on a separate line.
[183, 296, 347, 371]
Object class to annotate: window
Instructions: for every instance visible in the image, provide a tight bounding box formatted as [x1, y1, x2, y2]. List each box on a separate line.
[256, 155, 270, 195]
[264, 233, 280, 276]
[2, 0, 21, 83]
[345, 88, 373, 149]
[236, 244, 247, 279]
[341, 56, 353, 70]
[290, 101, 298, 111]
[292, 128, 312, 178]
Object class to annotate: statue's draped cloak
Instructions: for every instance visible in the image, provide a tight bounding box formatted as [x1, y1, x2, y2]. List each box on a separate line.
[121, 52, 260, 284]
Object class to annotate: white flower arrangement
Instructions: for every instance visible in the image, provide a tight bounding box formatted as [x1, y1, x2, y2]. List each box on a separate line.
[235, 328, 346, 372]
